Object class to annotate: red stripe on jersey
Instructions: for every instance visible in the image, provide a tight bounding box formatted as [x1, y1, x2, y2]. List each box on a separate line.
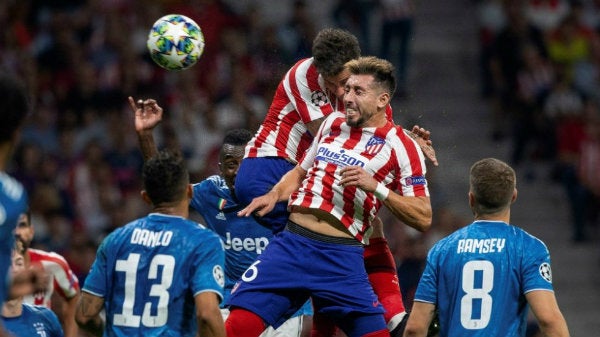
[397, 126, 427, 197]
[27, 249, 80, 307]
[245, 58, 334, 161]
[291, 114, 429, 244]
[289, 60, 311, 121]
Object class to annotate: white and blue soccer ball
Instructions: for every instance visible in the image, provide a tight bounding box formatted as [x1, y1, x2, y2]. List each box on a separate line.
[146, 14, 205, 71]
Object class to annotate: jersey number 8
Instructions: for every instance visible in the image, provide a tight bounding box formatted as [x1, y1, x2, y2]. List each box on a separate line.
[461, 260, 493, 329]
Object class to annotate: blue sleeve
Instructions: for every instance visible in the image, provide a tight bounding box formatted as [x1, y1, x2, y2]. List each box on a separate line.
[191, 232, 225, 301]
[414, 246, 439, 304]
[82, 232, 113, 297]
[522, 236, 554, 293]
[190, 181, 209, 216]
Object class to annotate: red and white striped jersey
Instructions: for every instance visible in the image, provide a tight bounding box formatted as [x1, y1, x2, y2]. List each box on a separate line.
[290, 112, 429, 244]
[244, 58, 343, 164]
[24, 248, 80, 307]
[244, 57, 395, 164]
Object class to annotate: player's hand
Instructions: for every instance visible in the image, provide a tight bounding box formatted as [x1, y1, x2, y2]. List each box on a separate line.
[339, 166, 378, 192]
[238, 191, 279, 218]
[128, 96, 163, 133]
[9, 266, 48, 299]
[408, 125, 438, 166]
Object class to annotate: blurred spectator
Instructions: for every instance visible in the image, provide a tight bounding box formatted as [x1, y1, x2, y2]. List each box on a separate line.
[378, 0, 416, 99]
[512, 44, 555, 167]
[67, 140, 120, 238]
[525, 0, 571, 34]
[477, 0, 507, 98]
[489, 0, 547, 140]
[278, 0, 317, 62]
[546, 75, 588, 241]
[571, 0, 600, 33]
[546, 13, 597, 83]
[576, 101, 600, 237]
[331, 0, 375, 54]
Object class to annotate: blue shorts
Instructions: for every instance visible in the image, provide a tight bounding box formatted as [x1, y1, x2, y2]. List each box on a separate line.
[227, 222, 386, 337]
[235, 157, 295, 234]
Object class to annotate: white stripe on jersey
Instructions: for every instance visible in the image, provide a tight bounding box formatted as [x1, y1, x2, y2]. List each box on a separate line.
[290, 112, 429, 244]
[24, 248, 79, 307]
[244, 58, 335, 163]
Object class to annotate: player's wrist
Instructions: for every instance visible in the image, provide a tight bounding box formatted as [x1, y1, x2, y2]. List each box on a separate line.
[374, 182, 390, 200]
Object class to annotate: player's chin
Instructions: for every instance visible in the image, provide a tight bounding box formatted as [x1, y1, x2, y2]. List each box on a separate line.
[346, 116, 360, 127]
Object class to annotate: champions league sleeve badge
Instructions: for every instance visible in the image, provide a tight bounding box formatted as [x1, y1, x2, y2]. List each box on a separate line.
[310, 90, 329, 107]
[539, 262, 552, 283]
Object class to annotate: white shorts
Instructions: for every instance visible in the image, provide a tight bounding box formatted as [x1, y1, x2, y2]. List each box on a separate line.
[221, 308, 306, 337]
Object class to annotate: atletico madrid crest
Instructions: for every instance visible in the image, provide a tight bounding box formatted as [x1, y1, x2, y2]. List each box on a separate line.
[364, 136, 385, 156]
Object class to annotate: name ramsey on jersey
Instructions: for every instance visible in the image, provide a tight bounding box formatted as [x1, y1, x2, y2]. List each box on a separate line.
[457, 238, 506, 254]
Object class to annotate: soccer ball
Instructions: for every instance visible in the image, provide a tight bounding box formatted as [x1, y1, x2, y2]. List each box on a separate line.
[146, 14, 205, 71]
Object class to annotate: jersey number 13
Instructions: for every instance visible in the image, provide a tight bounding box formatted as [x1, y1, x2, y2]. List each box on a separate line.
[113, 253, 175, 327]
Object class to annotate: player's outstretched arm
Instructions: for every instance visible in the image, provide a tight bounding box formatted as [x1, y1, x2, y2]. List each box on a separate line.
[75, 292, 104, 337]
[59, 292, 81, 337]
[195, 292, 226, 337]
[238, 165, 307, 218]
[128, 96, 162, 161]
[526, 290, 570, 337]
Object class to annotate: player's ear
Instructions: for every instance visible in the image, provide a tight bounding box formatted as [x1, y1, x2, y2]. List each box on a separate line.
[468, 191, 475, 208]
[141, 190, 152, 206]
[378, 92, 390, 109]
[511, 188, 518, 204]
[187, 184, 193, 199]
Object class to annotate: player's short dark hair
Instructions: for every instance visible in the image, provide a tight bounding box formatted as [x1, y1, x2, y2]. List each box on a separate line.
[345, 56, 397, 97]
[223, 129, 252, 146]
[143, 150, 189, 205]
[469, 158, 516, 215]
[0, 74, 29, 143]
[312, 28, 361, 78]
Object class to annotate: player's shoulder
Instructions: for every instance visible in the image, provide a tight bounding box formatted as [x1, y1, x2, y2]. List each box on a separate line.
[194, 175, 225, 190]
[0, 171, 25, 198]
[177, 217, 220, 239]
[22, 303, 57, 318]
[0, 172, 27, 208]
[28, 248, 68, 263]
[286, 57, 316, 81]
[510, 225, 549, 251]
[323, 111, 346, 126]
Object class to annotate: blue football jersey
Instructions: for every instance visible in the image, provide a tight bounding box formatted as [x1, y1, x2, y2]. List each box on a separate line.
[82, 213, 225, 337]
[0, 172, 27, 303]
[2, 303, 64, 337]
[190, 175, 272, 304]
[415, 221, 554, 337]
[190, 176, 312, 317]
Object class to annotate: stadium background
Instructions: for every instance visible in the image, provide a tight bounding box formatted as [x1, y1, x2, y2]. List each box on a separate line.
[1, 0, 598, 335]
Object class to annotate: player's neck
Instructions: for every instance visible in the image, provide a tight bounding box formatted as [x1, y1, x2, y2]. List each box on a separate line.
[152, 203, 189, 218]
[1, 299, 23, 318]
[474, 209, 510, 223]
[362, 111, 388, 128]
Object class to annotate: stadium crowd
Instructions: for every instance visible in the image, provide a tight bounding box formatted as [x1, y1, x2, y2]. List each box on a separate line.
[477, 0, 600, 243]
[0, 0, 596, 335]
